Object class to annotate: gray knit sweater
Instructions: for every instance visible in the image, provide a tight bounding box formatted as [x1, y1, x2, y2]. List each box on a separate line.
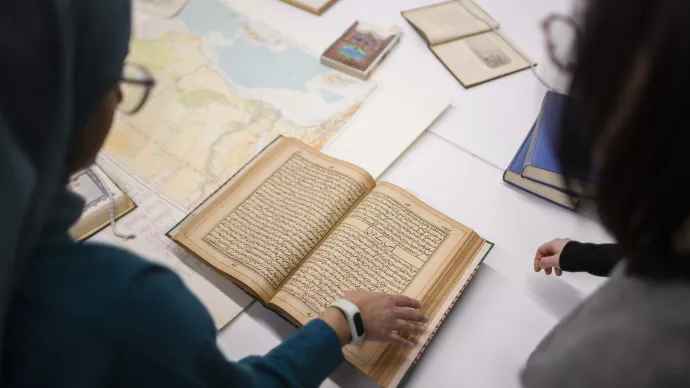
[521, 264, 690, 387]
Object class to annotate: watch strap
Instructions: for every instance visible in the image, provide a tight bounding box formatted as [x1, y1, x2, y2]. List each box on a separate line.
[328, 299, 365, 345]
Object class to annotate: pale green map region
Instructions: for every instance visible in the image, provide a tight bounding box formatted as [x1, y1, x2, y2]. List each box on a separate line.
[105, 0, 377, 210]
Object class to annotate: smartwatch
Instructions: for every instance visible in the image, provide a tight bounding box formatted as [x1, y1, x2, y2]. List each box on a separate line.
[328, 299, 366, 344]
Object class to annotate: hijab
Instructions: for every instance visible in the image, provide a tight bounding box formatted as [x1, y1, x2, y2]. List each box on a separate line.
[0, 0, 131, 373]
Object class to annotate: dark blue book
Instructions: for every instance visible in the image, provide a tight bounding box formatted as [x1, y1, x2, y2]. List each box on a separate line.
[503, 122, 578, 210]
[522, 91, 595, 195]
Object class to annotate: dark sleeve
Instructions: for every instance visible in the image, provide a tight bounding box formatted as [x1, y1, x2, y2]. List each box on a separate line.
[238, 319, 345, 387]
[559, 241, 621, 277]
[114, 265, 344, 388]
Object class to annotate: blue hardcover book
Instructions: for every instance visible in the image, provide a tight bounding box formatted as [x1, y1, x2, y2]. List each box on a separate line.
[503, 122, 578, 210]
[522, 91, 595, 195]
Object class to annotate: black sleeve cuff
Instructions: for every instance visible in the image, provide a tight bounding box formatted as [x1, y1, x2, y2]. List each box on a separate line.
[560, 241, 621, 277]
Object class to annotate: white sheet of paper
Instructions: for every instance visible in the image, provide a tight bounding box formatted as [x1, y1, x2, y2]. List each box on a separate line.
[323, 71, 449, 179]
[93, 154, 253, 330]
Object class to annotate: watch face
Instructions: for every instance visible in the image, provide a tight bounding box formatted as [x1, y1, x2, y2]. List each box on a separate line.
[353, 312, 365, 336]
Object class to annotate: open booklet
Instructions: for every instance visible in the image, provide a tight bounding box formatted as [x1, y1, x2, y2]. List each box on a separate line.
[279, 0, 339, 15]
[402, 0, 535, 88]
[169, 137, 492, 387]
[68, 166, 136, 241]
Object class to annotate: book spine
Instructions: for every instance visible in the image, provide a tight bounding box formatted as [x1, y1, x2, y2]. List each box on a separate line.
[413, 267, 479, 364]
[503, 176, 577, 210]
[522, 174, 580, 195]
[363, 33, 401, 78]
[523, 93, 550, 174]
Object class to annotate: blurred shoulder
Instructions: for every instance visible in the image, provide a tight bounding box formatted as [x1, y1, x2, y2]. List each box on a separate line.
[6, 237, 221, 385]
[522, 270, 690, 388]
[23, 237, 217, 347]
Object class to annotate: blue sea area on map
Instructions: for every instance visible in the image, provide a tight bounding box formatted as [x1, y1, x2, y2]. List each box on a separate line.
[320, 90, 343, 103]
[177, 0, 344, 100]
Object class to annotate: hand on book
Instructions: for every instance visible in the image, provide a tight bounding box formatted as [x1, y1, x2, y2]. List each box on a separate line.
[534, 238, 570, 276]
[321, 292, 429, 348]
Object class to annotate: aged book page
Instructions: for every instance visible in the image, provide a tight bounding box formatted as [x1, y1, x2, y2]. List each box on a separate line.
[402, 0, 498, 45]
[431, 30, 535, 87]
[270, 182, 485, 385]
[172, 138, 375, 303]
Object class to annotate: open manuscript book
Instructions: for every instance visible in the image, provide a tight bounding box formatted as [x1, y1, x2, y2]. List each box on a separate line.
[402, 0, 535, 87]
[170, 137, 492, 387]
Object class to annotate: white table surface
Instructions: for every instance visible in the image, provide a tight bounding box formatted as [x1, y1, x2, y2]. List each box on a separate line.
[212, 1, 611, 386]
[219, 260, 560, 388]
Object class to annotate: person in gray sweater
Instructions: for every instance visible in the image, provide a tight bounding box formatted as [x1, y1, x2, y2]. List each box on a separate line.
[521, 1, 690, 387]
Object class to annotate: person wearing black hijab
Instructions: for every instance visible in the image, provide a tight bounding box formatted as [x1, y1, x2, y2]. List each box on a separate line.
[0, 1, 427, 386]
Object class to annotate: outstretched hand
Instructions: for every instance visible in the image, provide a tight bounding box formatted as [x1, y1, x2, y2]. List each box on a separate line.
[534, 238, 570, 276]
[345, 291, 428, 348]
[320, 291, 428, 348]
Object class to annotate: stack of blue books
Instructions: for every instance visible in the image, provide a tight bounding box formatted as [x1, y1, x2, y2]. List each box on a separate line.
[503, 91, 595, 210]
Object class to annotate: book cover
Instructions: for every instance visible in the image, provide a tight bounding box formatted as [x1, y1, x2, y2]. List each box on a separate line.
[503, 123, 578, 210]
[321, 21, 400, 80]
[522, 91, 595, 194]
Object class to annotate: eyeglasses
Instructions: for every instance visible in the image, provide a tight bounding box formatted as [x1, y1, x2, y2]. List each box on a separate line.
[120, 63, 156, 114]
[542, 14, 581, 73]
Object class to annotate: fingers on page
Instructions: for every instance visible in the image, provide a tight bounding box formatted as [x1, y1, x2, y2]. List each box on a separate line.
[395, 319, 425, 334]
[395, 307, 428, 322]
[394, 295, 422, 308]
[388, 332, 414, 348]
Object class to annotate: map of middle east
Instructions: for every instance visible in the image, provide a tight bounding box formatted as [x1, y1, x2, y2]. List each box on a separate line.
[105, 0, 377, 210]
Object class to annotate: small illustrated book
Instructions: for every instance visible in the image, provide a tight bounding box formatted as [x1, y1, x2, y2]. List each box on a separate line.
[321, 21, 401, 80]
